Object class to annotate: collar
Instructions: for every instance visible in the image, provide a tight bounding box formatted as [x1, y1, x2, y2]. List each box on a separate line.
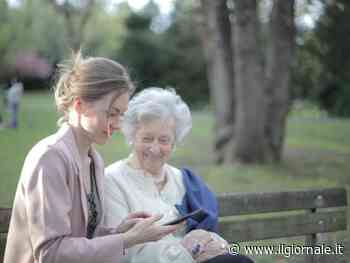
[122, 157, 173, 194]
[57, 123, 102, 175]
[56, 123, 104, 225]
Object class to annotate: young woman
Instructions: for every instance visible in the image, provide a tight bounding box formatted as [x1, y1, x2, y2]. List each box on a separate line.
[4, 54, 177, 263]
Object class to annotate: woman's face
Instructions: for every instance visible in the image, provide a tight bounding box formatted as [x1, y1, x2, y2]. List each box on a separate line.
[80, 91, 129, 145]
[132, 118, 175, 175]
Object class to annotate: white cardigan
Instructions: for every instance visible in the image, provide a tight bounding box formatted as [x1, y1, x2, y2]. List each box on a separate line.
[104, 159, 195, 263]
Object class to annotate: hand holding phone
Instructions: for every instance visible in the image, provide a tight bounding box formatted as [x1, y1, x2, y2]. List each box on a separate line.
[162, 209, 206, 226]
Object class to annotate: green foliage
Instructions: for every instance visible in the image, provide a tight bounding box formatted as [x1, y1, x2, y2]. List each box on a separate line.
[83, 3, 129, 58]
[6, 1, 67, 64]
[290, 1, 350, 117]
[311, 0, 350, 116]
[0, 0, 208, 104]
[116, 1, 208, 105]
[0, 0, 126, 81]
[0, 1, 14, 74]
[292, 30, 322, 99]
[117, 9, 163, 86]
[161, 1, 209, 104]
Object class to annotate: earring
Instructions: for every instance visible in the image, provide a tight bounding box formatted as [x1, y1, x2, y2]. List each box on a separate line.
[77, 112, 82, 128]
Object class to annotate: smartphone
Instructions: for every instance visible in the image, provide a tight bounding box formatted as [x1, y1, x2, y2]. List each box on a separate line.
[162, 208, 206, 226]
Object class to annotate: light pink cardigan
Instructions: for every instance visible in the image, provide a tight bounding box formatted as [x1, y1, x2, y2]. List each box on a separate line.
[4, 124, 124, 263]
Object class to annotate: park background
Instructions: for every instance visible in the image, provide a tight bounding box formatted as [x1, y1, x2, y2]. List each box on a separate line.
[0, 0, 349, 262]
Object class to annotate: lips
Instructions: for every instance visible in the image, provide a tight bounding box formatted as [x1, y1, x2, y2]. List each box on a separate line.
[103, 130, 113, 137]
[143, 153, 164, 167]
[144, 152, 162, 161]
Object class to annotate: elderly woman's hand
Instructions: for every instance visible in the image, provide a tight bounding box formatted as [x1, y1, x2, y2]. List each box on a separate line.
[116, 211, 151, 234]
[180, 230, 213, 259]
[195, 234, 228, 263]
[181, 230, 229, 262]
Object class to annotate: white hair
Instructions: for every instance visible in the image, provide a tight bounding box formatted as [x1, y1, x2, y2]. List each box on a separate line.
[122, 87, 192, 145]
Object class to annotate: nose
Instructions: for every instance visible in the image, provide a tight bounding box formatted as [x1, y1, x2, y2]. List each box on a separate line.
[148, 142, 161, 155]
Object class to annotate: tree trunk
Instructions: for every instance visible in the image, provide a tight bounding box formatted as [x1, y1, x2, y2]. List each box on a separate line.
[231, 0, 266, 163]
[48, 0, 95, 51]
[198, 0, 235, 164]
[197, 0, 295, 164]
[265, 0, 296, 162]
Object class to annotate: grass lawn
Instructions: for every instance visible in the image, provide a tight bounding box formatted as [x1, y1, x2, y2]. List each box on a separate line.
[0, 92, 349, 262]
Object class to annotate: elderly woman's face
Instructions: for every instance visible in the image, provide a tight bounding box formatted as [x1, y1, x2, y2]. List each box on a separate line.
[132, 118, 175, 174]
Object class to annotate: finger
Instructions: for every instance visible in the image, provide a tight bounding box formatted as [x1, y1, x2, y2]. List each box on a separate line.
[159, 225, 177, 236]
[125, 218, 143, 226]
[173, 221, 186, 229]
[200, 236, 213, 247]
[148, 226, 176, 241]
[145, 214, 163, 224]
[179, 221, 186, 227]
[118, 218, 144, 233]
[127, 211, 152, 219]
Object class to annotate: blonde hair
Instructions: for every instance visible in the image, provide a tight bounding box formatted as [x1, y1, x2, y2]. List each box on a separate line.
[54, 51, 135, 125]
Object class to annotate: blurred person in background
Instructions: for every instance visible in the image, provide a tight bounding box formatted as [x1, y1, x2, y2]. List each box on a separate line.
[0, 82, 5, 128]
[7, 77, 23, 128]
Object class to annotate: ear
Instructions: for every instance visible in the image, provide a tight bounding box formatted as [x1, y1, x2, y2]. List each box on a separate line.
[72, 97, 84, 114]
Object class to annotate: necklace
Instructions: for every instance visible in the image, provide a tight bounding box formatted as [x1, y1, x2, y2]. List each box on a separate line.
[153, 169, 167, 184]
[153, 170, 167, 192]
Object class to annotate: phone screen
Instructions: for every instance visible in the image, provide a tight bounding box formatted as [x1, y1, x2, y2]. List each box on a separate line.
[162, 209, 206, 226]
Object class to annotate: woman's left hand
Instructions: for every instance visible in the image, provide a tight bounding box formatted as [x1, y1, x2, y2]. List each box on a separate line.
[116, 211, 151, 233]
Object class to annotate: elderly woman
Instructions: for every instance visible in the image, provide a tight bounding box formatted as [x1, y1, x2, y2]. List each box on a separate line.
[104, 88, 253, 263]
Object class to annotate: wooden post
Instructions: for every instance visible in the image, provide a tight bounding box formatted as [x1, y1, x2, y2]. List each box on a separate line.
[305, 208, 317, 263]
[0, 208, 11, 261]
